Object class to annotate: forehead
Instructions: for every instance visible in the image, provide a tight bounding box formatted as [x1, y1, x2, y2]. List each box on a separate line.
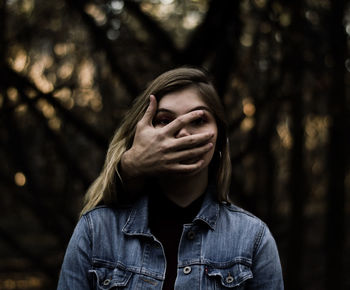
[158, 87, 208, 112]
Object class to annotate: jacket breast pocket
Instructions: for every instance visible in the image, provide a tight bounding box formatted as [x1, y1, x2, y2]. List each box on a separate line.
[205, 262, 253, 289]
[89, 266, 133, 289]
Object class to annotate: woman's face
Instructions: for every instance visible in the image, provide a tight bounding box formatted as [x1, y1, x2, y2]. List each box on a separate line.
[153, 86, 218, 173]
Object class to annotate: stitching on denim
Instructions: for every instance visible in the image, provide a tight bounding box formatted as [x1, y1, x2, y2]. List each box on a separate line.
[252, 221, 266, 258]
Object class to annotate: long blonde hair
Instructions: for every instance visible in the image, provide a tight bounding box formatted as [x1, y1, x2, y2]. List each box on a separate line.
[81, 67, 232, 215]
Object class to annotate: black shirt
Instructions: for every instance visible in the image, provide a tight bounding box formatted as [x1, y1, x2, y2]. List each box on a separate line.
[148, 192, 204, 290]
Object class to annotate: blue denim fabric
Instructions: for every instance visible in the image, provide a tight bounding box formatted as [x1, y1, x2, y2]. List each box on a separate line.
[58, 190, 284, 289]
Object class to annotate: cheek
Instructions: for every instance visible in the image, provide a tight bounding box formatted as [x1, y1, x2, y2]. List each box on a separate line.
[206, 138, 217, 161]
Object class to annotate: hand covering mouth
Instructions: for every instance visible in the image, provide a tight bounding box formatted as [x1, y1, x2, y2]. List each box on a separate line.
[180, 157, 202, 165]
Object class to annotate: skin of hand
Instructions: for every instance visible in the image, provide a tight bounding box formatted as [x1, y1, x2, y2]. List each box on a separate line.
[120, 95, 215, 180]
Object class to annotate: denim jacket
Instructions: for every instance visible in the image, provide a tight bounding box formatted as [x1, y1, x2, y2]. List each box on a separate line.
[58, 190, 284, 289]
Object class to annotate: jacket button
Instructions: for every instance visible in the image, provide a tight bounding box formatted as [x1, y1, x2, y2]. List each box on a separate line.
[187, 230, 195, 240]
[183, 266, 192, 274]
[226, 274, 234, 284]
[103, 279, 111, 286]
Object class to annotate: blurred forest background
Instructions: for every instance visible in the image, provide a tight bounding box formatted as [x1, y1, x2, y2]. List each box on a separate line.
[0, 0, 349, 289]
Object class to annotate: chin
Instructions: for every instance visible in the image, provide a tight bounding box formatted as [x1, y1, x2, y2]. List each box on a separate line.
[173, 163, 210, 180]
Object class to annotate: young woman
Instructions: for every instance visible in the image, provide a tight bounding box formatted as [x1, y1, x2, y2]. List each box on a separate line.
[58, 67, 284, 289]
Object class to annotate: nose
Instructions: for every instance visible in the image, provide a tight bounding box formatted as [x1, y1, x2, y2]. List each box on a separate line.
[176, 126, 191, 138]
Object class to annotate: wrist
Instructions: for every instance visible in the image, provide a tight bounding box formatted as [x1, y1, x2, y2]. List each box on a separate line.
[120, 150, 140, 180]
[119, 150, 146, 196]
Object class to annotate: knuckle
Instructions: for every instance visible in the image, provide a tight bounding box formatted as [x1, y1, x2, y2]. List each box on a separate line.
[159, 143, 169, 153]
[188, 136, 196, 144]
[175, 117, 185, 127]
[158, 129, 167, 139]
[155, 131, 166, 142]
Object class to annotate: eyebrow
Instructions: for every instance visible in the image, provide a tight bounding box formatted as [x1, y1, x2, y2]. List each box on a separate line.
[156, 106, 212, 115]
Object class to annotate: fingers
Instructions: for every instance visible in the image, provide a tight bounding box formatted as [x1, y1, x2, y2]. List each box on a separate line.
[163, 110, 204, 135]
[168, 142, 213, 163]
[140, 95, 157, 126]
[170, 159, 205, 173]
[169, 132, 214, 151]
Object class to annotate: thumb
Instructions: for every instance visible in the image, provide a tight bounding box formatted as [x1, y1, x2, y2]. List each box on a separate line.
[142, 95, 157, 126]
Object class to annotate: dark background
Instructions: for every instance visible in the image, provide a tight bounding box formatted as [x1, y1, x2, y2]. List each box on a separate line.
[0, 0, 349, 289]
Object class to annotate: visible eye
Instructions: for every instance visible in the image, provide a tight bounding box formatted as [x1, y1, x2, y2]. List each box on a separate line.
[153, 117, 172, 126]
[191, 117, 207, 126]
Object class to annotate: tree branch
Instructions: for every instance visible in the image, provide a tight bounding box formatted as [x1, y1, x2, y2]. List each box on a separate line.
[3, 65, 108, 149]
[65, 0, 140, 97]
[124, 1, 179, 58]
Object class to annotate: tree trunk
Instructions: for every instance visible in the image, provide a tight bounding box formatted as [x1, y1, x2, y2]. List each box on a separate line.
[325, 1, 347, 289]
[284, 1, 307, 289]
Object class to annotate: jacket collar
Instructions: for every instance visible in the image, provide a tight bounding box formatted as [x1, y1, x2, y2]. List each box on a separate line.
[122, 184, 220, 236]
[192, 184, 220, 230]
[122, 195, 153, 237]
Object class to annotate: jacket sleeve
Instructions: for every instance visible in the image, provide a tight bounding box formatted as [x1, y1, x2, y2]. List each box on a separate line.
[246, 225, 284, 290]
[57, 215, 92, 289]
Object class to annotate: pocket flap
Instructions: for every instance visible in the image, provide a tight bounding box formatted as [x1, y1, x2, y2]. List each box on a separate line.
[206, 263, 253, 288]
[89, 266, 132, 289]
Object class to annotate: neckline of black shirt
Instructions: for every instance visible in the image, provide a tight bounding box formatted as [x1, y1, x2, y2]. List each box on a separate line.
[148, 191, 205, 290]
[148, 191, 205, 227]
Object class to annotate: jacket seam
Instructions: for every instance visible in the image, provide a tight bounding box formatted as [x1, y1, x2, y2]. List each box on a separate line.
[252, 222, 266, 258]
[84, 214, 94, 269]
[223, 204, 259, 219]
[91, 258, 164, 280]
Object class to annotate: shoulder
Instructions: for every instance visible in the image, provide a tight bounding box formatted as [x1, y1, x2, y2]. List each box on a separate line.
[81, 205, 132, 228]
[220, 202, 266, 225]
[221, 202, 280, 253]
[83, 205, 117, 217]
[83, 204, 131, 217]
[218, 202, 269, 247]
